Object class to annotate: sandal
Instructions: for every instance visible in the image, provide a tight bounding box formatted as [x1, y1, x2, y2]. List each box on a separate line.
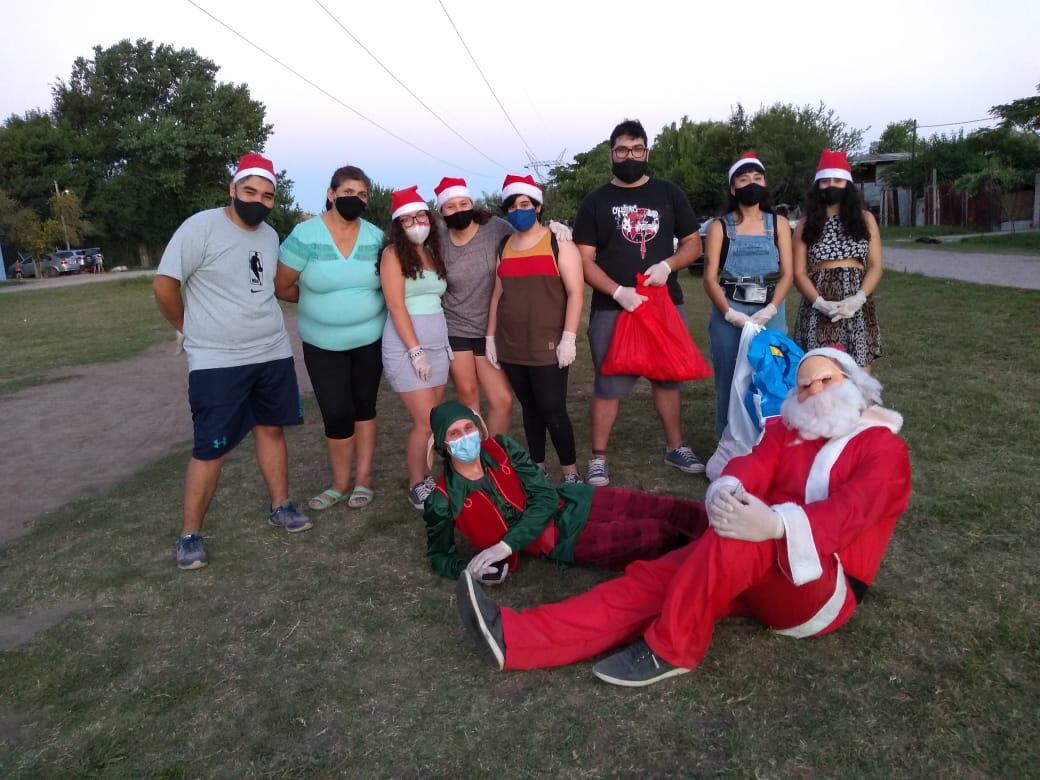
[307, 488, 347, 511]
[347, 485, 375, 509]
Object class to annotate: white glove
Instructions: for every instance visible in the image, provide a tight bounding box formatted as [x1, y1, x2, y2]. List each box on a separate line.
[484, 336, 500, 369]
[466, 540, 512, 579]
[547, 220, 573, 242]
[174, 330, 185, 355]
[705, 476, 746, 527]
[556, 331, 577, 368]
[408, 346, 432, 382]
[724, 308, 754, 328]
[830, 291, 867, 321]
[812, 296, 838, 317]
[750, 303, 777, 327]
[612, 285, 648, 312]
[641, 260, 671, 287]
[710, 491, 784, 542]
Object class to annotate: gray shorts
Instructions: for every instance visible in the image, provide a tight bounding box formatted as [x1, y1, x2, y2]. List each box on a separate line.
[588, 305, 686, 398]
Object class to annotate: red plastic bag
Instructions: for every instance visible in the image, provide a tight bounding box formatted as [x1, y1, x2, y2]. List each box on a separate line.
[601, 274, 712, 382]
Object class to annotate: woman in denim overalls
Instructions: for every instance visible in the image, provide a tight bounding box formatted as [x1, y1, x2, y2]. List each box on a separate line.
[703, 152, 793, 436]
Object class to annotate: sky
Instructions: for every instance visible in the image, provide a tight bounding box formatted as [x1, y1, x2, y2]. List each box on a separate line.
[2, 0, 1038, 213]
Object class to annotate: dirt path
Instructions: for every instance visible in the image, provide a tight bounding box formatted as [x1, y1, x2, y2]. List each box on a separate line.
[0, 318, 312, 545]
[885, 246, 1040, 290]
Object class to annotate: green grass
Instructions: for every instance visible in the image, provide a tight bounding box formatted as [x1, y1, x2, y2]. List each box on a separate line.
[0, 277, 168, 396]
[1, 273, 1038, 776]
[880, 225, 967, 241]
[887, 233, 1040, 255]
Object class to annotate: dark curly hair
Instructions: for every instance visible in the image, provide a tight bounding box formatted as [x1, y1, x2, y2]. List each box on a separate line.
[377, 214, 447, 281]
[801, 182, 869, 246]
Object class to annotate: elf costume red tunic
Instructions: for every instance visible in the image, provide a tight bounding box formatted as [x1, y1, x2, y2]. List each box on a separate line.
[497, 407, 911, 671]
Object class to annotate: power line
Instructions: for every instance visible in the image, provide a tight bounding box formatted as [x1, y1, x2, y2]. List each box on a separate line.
[311, 0, 508, 171]
[436, 0, 538, 160]
[917, 117, 992, 129]
[184, 0, 487, 176]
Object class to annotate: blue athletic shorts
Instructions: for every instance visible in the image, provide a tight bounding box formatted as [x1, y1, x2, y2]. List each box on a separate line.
[188, 357, 303, 460]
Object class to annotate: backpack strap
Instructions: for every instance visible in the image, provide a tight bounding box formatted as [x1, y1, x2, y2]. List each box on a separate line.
[497, 233, 510, 260]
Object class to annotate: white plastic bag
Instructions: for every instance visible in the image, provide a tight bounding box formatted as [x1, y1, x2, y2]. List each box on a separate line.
[707, 323, 762, 481]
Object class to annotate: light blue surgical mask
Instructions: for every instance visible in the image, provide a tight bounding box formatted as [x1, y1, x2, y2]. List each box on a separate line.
[506, 207, 538, 232]
[448, 431, 482, 463]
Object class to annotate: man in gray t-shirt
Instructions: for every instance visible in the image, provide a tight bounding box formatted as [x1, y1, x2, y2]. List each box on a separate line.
[154, 152, 313, 572]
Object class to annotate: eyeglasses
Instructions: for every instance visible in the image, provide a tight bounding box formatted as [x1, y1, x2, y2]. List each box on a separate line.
[399, 211, 430, 227]
[611, 144, 648, 161]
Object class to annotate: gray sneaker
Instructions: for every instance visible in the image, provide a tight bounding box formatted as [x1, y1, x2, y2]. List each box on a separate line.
[592, 639, 691, 687]
[585, 456, 610, 486]
[456, 570, 505, 670]
[175, 533, 208, 570]
[664, 445, 705, 474]
[408, 476, 436, 510]
[267, 500, 314, 533]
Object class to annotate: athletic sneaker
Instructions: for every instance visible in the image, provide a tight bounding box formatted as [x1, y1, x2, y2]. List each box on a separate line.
[175, 533, 208, 570]
[585, 456, 610, 487]
[664, 445, 705, 474]
[561, 472, 584, 485]
[456, 570, 505, 670]
[267, 501, 314, 533]
[408, 476, 436, 510]
[592, 639, 691, 687]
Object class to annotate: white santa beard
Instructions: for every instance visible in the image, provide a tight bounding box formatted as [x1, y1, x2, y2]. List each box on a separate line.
[781, 380, 867, 440]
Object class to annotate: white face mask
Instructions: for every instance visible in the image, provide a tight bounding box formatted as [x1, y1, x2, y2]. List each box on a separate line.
[404, 224, 430, 245]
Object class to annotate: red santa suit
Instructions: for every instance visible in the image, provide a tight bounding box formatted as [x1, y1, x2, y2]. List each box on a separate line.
[497, 406, 911, 671]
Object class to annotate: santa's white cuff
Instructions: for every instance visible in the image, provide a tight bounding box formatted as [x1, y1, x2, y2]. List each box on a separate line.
[772, 502, 823, 585]
[706, 476, 743, 506]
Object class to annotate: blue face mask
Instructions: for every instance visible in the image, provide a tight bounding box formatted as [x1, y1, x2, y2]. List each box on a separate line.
[506, 207, 538, 232]
[448, 431, 482, 463]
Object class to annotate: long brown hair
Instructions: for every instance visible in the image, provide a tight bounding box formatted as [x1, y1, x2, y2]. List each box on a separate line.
[378, 215, 447, 280]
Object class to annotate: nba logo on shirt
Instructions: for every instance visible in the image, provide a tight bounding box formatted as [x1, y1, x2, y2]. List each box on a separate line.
[249, 251, 264, 293]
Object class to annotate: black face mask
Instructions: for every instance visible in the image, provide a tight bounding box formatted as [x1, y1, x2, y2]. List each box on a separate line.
[820, 186, 846, 206]
[735, 182, 768, 206]
[443, 209, 475, 231]
[612, 159, 648, 184]
[334, 195, 366, 221]
[233, 198, 272, 227]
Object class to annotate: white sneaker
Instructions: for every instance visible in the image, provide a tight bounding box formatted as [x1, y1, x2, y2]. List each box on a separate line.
[585, 456, 610, 487]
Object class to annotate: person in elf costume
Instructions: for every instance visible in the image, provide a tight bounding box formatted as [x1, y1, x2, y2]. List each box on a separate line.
[454, 346, 912, 687]
[424, 400, 707, 583]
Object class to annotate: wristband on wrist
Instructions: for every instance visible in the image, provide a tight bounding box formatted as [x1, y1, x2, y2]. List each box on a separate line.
[406, 346, 424, 359]
[611, 285, 623, 300]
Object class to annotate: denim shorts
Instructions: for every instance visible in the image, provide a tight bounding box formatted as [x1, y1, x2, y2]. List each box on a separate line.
[188, 357, 302, 460]
[587, 306, 686, 398]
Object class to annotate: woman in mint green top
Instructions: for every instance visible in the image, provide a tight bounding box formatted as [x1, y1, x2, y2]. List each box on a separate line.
[378, 185, 452, 510]
[275, 165, 385, 512]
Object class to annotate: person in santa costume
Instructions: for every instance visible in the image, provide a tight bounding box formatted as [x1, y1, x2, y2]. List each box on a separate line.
[455, 345, 911, 686]
[425, 401, 708, 583]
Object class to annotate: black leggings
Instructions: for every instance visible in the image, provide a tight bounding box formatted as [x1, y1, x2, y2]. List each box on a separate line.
[501, 362, 576, 466]
[302, 340, 382, 439]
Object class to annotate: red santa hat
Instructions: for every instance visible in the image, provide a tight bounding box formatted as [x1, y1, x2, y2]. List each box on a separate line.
[500, 173, 542, 204]
[727, 150, 765, 182]
[800, 345, 882, 405]
[813, 150, 853, 183]
[434, 177, 471, 208]
[232, 152, 277, 185]
[390, 185, 428, 220]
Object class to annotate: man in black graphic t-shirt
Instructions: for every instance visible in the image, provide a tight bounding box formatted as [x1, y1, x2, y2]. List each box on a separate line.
[573, 119, 704, 487]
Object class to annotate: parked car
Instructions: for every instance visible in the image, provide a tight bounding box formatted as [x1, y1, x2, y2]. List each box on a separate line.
[684, 217, 715, 276]
[11, 251, 84, 278]
[76, 247, 105, 272]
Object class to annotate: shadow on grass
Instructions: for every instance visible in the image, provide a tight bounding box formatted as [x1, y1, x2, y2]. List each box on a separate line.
[0, 273, 1037, 776]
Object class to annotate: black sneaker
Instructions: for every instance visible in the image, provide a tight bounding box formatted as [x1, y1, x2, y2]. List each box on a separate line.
[591, 639, 691, 687]
[664, 445, 705, 475]
[455, 570, 505, 670]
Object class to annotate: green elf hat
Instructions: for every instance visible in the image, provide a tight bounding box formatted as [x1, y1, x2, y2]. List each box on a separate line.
[427, 400, 489, 469]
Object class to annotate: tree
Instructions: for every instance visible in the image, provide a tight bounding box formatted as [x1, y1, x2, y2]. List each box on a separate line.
[267, 170, 307, 241]
[955, 162, 1029, 231]
[990, 82, 1040, 136]
[870, 120, 916, 154]
[0, 111, 77, 215]
[50, 39, 271, 253]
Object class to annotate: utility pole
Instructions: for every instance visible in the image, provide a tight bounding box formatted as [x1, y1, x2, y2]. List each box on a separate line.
[53, 180, 70, 250]
[909, 121, 918, 228]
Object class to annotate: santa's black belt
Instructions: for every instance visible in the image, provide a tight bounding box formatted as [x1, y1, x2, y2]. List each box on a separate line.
[847, 575, 869, 603]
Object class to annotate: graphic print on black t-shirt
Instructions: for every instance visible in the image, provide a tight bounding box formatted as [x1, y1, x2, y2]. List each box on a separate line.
[613, 205, 660, 260]
[249, 250, 264, 293]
